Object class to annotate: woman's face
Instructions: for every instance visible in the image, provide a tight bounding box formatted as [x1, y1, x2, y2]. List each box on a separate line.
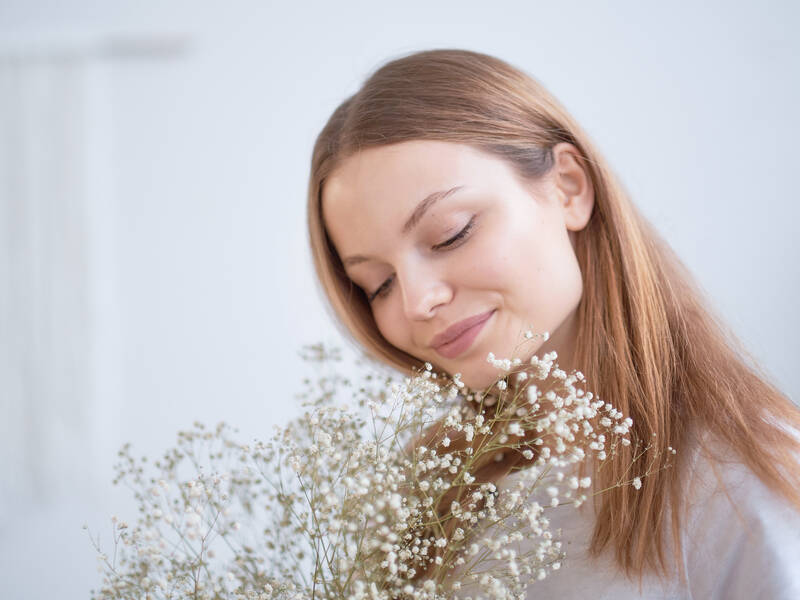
[321, 140, 594, 390]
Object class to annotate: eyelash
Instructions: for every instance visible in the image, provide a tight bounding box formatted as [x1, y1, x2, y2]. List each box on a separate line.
[367, 216, 476, 303]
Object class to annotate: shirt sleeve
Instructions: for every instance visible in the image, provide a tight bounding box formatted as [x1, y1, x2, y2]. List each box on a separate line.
[682, 448, 800, 599]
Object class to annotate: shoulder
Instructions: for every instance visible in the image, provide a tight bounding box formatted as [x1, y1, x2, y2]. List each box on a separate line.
[680, 426, 800, 599]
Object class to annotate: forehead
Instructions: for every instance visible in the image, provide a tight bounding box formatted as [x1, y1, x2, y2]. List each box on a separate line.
[321, 140, 503, 242]
[321, 141, 490, 261]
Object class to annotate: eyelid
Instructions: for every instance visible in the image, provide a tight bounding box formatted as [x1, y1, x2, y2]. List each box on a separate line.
[367, 274, 393, 303]
[432, 215, 476, 250]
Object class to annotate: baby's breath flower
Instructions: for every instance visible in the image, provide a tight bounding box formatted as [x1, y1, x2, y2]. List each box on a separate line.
[88, 342, 646, 600]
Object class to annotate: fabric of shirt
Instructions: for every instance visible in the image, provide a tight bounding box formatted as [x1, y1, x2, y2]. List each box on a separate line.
[449, 431, 800, 599]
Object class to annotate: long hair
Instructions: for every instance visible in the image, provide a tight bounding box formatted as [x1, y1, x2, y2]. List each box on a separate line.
[305, 48, 800, 581]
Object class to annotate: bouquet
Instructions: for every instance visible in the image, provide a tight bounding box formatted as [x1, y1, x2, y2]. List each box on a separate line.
[87, 333, 669, 599]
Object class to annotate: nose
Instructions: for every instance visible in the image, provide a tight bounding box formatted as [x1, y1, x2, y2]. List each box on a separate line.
[397, 262, 453, 321]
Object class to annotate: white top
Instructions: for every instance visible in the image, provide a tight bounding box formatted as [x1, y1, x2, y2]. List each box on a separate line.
[450, 431, 800, 599]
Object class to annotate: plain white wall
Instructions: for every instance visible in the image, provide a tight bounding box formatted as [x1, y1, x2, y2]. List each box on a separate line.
[0, 1, 797, 597]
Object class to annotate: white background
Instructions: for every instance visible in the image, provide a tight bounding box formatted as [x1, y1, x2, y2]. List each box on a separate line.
[0, 1, 797, 597]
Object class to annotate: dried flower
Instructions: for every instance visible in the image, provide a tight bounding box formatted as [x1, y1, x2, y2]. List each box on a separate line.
[87, 341, 671, 600]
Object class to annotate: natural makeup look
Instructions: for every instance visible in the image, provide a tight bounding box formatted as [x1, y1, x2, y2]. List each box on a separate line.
[321, 140, 594, 390]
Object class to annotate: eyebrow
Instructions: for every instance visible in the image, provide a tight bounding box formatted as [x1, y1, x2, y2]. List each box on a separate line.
[342, 185, 465, 268]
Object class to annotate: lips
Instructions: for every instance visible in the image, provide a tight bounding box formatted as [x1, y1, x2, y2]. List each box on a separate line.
[431, 309, 495, 359]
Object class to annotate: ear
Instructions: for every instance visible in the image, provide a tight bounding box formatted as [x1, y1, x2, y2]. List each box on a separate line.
[551, 142, 595, 232]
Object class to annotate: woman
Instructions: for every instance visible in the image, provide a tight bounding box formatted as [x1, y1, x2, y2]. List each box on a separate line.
[306, 48, 800, 597]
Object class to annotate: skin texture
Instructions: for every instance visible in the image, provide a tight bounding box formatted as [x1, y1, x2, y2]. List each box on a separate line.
[321, 140, 595, 390]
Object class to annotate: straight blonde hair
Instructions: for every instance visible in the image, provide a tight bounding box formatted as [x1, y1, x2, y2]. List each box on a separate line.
[306, 48, 800, 581]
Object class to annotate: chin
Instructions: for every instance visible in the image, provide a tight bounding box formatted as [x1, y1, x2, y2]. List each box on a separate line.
[430, 357, 504, 391]
[458, 368, 503, 392]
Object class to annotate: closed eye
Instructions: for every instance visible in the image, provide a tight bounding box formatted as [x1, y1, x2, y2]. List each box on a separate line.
[432, 216, 475, 250]
[367, 215, 477, 303]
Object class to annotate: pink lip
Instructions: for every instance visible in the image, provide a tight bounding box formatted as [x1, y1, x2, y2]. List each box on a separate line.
[431, 309, 495, 359]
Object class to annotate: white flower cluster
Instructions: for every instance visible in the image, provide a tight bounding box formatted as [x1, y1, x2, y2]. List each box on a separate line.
[88, 342, 641, 600]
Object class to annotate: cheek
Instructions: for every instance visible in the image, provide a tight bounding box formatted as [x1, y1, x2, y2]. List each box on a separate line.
[372, 305, 412, 353]
[466, 211, 580, 316]
[459, 219, 533, 292]
[511, 231, 583, 330]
